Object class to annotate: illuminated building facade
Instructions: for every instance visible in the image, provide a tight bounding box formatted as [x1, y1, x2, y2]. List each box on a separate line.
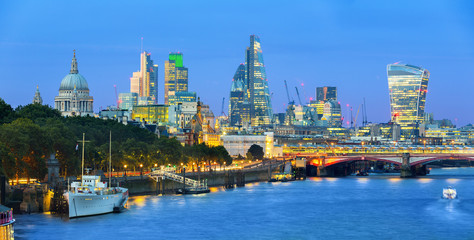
[387, 64, 429, 139]
[247, 35, 273, 126]
[168, 91, 196, 105]
[164, 53, 188, 104]
[322, 100, 342, 127]
[228, 35, 272, 127]
[118, 92, 138, 110]
[221, 132, 274, 158]
[132, 104, 169, 124]
[316, 86, 337, 102]
[130, 51, 158, 104]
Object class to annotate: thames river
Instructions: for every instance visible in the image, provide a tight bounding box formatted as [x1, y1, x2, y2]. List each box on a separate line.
[14, 168, 474, 239]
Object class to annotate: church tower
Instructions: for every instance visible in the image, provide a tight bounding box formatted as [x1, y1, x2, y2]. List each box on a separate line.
[33, 85, 43, 104]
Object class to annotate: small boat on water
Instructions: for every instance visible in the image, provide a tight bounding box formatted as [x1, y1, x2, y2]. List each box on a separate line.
[442, 186, 457, 199]
[176, 187, 210, 195]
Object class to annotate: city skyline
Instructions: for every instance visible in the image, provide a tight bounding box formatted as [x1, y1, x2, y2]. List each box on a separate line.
[1, 1, 473, 126]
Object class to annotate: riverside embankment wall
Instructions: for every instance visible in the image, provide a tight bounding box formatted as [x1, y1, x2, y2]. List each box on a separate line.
[121, 167, 274, 195]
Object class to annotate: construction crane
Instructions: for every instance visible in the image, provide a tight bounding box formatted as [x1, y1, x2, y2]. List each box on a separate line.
[284, 80, 295, 125]
[362, 98, 368, 126]
[353, 104, 362, 128]
[221, 97, 227, 117]
[114, 85, 119, 109]
[295, 87, 303, 106]
[284, 80, 294, 105]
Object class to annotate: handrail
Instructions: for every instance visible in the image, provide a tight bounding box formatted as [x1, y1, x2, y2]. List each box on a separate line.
[148, 170, 207, 188]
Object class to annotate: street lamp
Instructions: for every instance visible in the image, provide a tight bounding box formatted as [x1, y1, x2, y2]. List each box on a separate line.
[140, 164, 143, 178]
[124, 165, 127, 177]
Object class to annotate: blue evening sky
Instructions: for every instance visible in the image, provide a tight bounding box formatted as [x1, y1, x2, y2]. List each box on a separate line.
[0, 0, 473, 126]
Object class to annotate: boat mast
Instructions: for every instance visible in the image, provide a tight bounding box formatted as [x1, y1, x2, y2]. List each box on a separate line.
[78, 133, 90, 180]
[109, 131, 112, 187]
[82, 133, 85, 179]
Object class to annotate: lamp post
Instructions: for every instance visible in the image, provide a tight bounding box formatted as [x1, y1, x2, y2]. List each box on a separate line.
[124, 165, 127, 178]
[140, 164, 143, 179]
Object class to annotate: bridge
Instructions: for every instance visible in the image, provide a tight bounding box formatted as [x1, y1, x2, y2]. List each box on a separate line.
[282, 145, 474, 177]
[148, 169, 208, 190]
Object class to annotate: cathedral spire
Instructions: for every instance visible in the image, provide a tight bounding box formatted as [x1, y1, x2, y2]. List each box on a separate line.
[33, 85, 43, 104]
[70, 50, 78, 74]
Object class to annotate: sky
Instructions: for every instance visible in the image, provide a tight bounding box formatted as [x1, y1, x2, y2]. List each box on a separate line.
[0, 0, 473, 127]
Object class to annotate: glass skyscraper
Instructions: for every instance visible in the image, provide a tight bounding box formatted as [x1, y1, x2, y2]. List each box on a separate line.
[228, 35, 273, 127]
[387, 63, 430, 138]
[247, 35, 273, 126]
[130, 51, 158, 104]
[229, 64, 250, 126]
[165, 53, 189, 105]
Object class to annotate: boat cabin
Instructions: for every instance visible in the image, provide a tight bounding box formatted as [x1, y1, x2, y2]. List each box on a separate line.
[70, 175, 107, 194]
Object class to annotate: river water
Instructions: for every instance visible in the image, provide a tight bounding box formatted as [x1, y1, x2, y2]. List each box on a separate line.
[13, 168, 474, 239]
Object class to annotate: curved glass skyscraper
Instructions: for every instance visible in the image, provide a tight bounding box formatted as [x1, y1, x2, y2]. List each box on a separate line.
[229, 35, 273, 127]
[247, 35, 273, 126]
[387, 64, 429, 138]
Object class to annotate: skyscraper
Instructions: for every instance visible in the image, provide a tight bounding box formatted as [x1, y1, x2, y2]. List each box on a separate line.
[130, 51, 158, 105]
[228, 35, 273, 127]
[246, 35, 273, 126]
[387, 63, 430, 139]
[316, 86, 337, 102]
[229, 64, 250, 126]
[164, 53, 188, 105]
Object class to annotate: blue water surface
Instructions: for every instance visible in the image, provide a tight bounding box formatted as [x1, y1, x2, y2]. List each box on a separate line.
[14, 168, 474, 240]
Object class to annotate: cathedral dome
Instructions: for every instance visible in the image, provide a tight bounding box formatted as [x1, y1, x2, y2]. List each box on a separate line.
[59, 51, 89, 91]
[60, 73, 89, 91]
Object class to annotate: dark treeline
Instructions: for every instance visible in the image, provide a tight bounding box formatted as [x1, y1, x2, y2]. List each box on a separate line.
[0, 98, 232, 182]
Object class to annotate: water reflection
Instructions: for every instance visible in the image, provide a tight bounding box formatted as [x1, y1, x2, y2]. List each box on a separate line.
[130, 196, 147, 208]
[417, 178, 433, 183]
[446, 178, 460, 184]
[388, 178, 402, 183]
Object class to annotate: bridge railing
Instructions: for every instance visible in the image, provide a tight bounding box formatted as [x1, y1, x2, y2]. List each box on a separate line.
[283, 145, 474, 155]
[148, 170, 207, 189]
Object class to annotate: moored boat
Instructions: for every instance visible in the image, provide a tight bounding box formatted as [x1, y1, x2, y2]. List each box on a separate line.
[65, 175, 128, 218]
[64, 132, 129, 218]
[442, 186, 457, 199]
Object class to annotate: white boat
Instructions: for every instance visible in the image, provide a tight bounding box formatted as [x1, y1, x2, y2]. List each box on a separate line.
[442, 186, 457, 199]
[64, 132, 129, 218]
[65, 175, 128, 218]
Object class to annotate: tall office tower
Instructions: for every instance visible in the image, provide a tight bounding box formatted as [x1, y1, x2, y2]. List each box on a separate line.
[316, 86, 337, 102]
[229, 64, 250, 126]
[322, 100, 342, 127]
[387, 63, 429, 139]
[129, 51, 158, 104]
[164, 53, 188, 105]
[246, 35, 273, 126]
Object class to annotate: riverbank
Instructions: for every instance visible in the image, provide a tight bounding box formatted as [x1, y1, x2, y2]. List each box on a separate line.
[121, 166, 277, 196]
[3, 163, 283, 214]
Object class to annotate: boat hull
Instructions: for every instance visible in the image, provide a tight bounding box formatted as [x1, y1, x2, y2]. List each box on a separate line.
[66, 188, 128, 218]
